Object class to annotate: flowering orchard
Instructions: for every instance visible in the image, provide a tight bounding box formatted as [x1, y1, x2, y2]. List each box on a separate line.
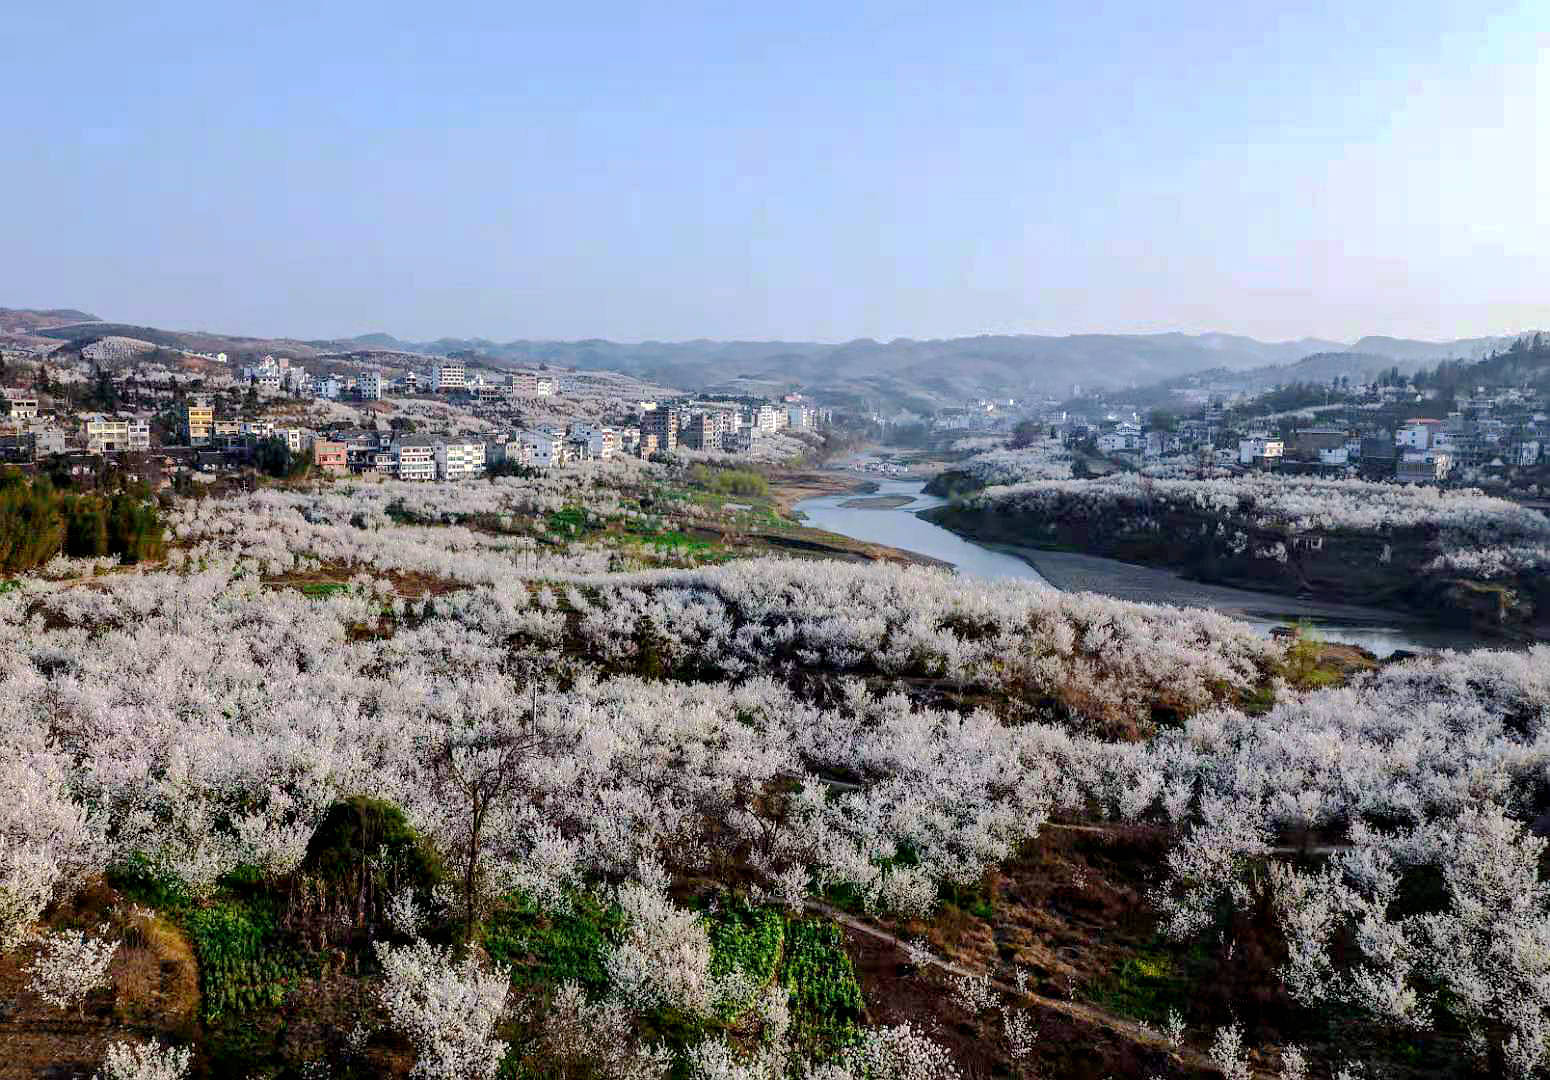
[2, 472, 1547, 1076]
[965, 472, 1550, 566]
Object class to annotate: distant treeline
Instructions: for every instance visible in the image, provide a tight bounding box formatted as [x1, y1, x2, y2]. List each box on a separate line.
[1416, 332, 1550, 394]
[0, 469, 165, 573]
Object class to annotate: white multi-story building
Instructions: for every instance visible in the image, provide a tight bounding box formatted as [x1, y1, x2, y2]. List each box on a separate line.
[1239, 436, 1285, 465]
[435, 439, 486, 480]
[432, 360, 466, 393]
[787, 404, 816, 430]
[486, 436, 529, 467]
[754, 403, 782, 432]
[393, 436, 437, 481]
[567, 422, 617, 460]
[82, 415, 150, 453]
[1398, 449, 1453, 483]
[519, 429, 560, 468]
[1397, 419, 1445, 450]
[276, 427, 310, 454]
[84, 414, 129, 453]
[2, 389, 38, 420]
[1098, 430, 1143, 453]
[361, 370, 385, 401]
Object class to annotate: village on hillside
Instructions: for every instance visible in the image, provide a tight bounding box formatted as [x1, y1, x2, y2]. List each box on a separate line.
[0, 340, 834, 487]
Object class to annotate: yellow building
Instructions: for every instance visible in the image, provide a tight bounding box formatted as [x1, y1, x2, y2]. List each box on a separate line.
[183, 404, 214, 446]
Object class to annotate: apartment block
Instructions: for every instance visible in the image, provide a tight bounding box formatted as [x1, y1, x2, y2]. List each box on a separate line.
[567, 422, 618, 460]
[393, 436, 437, 481]
[183, 403, 214, 446]
[431, 360, 466, 393]
[641, 406, 679, 452]
[84, 415, 129, 453]
[435, 439, 486, 480]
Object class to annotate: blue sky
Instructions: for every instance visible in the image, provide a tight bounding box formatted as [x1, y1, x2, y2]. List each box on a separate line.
[4, 0, 1544, 343]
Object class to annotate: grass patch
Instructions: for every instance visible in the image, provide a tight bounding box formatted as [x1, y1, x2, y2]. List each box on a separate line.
[707, 901, 786, 1019]
[547, 506, 601, 539]
[1084, 944, 1197, 1024]
[299, 581, 352, 599]
[483, 891, 625, 992]
[781, 918, 865, 1057]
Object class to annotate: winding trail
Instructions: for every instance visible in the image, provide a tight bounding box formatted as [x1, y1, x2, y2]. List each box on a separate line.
[803, 898, 1221, 1075]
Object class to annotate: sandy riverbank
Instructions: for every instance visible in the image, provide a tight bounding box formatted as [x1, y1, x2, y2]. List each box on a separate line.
[838, 495, 916, 510]
[983, 542, 1486, 648]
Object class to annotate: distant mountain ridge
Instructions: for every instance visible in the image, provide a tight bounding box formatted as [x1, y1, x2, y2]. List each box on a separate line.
[2, 305, 1538, 408]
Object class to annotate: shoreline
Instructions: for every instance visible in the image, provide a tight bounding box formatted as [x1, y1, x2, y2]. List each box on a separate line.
[763, 468, 954, 571]
[979, 541, 1492, 648]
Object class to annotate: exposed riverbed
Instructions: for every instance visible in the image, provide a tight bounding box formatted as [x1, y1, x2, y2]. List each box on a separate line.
[795, 477, 1489, 657]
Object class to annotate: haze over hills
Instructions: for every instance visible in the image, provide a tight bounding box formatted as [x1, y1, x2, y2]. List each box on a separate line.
[331, 329, 1522, 400]
[0, 304, 1534, 409]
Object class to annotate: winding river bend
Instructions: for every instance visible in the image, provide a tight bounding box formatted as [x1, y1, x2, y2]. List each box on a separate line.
[795, 477, 1488, 657]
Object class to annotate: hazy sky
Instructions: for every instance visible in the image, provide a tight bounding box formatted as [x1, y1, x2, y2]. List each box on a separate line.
[6, 1, 1545, 343]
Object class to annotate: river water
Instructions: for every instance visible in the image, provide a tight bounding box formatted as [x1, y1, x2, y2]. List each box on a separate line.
[795, 476, 1489, 657]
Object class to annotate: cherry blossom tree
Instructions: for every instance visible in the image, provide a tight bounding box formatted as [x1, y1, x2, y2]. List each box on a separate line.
[374, 937, 512, 1080]
[26, 924, 118, 1017]
[93, 1041, 193, 1080]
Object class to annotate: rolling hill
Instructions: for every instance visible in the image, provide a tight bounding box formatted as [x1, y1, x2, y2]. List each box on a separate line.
[4, 304, 1540, 410]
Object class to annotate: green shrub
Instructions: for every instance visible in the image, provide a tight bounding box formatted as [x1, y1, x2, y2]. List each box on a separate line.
[298, 581, 352, 599]
[0, 469, 164, 570]
[298, 796, 443, 946]
[687, 465, 769, 497]
[303, 796, 442, 888]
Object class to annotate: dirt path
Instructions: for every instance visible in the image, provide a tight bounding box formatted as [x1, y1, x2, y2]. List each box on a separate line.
[803, 898, 1220, 1074]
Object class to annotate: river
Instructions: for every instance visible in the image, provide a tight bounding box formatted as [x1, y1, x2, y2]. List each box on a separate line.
[795, 476, 1489, 657]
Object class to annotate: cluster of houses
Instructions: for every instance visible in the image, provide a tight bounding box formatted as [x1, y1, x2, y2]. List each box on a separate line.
[0, 388, 140, 463]
[307, 396, 829, 481]
[941, 376, 1549, 486]
[1228, 415, 1545, 483]
[1072, 412, 1545, 484]
[0, 345, 833, 483]
[308, 424, 600, 481]
[238, 355, 561, 403]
